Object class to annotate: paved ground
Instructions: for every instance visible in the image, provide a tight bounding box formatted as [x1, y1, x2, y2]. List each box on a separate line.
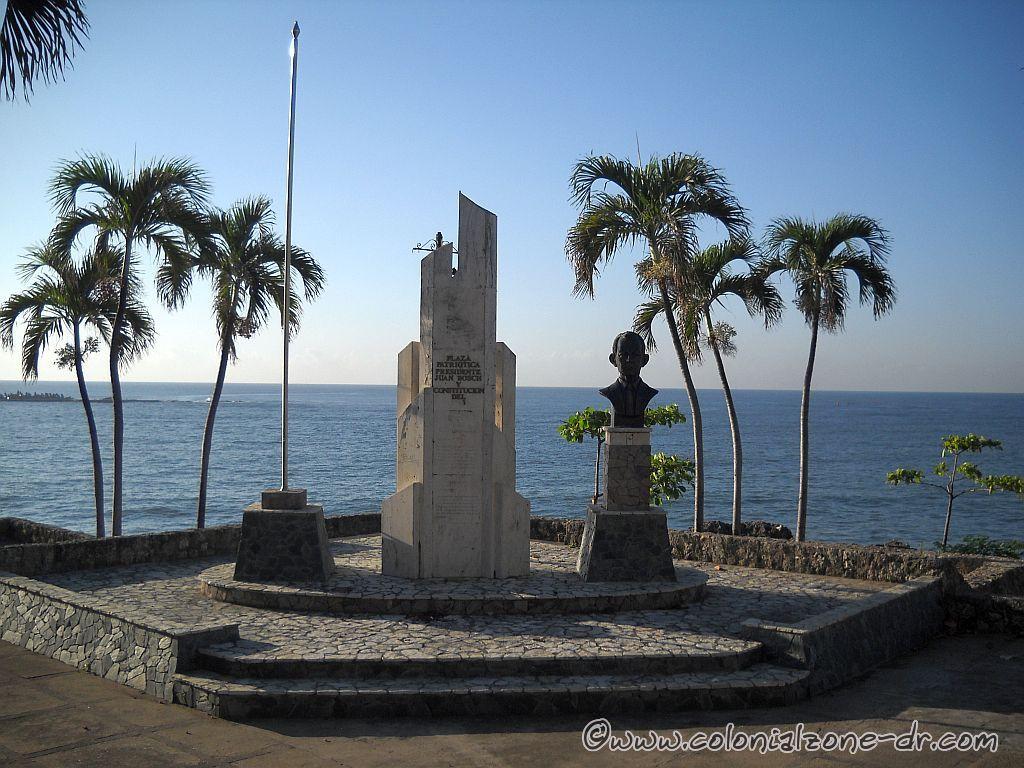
[1, 634, 1021, 767]
[39, 539, 884, 666]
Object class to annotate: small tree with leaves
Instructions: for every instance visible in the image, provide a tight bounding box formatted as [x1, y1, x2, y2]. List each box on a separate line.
[650, 452, 695, 506]
[887, 434, 1024, 548]
[557, 404, 691, 504]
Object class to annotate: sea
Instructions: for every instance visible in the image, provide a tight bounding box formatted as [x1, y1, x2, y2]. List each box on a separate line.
[1, 381, 1021, 548]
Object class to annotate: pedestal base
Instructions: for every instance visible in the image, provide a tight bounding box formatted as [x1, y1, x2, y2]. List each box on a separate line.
[576, 504, 676, 582]
[234, 502, 333, 583]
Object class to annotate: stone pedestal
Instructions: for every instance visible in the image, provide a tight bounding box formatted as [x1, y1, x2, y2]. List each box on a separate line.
[576, 506, 676, 582]
[234, 489, 333, 583]
[381, 195, 530, 579]
[577, 427, 676, 582]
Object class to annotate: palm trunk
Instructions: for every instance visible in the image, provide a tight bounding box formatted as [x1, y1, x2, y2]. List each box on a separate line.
[109, 235, 133, 537]
[197, 340, 231, 528]
[797, 311, 819, 542]
[706, 311, 741, 532]
[658, 277, 704, 531]
[73, 322, 104, 538]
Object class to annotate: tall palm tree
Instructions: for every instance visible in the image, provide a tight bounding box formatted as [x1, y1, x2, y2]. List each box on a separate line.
[0, 243, 153, 537]
[194, 197, 325, 528]
[635, 237, 783, 531]
[1, 0, 88, 100]
[566, 153, 749, 531]
[49, 154, 211, 536]
[761, 214, 895, 541]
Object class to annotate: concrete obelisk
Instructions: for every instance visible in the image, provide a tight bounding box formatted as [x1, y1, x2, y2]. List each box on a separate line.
[381, 194, 530, 579]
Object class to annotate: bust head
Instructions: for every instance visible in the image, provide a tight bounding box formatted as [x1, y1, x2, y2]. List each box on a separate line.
[609, 331, 649, 381]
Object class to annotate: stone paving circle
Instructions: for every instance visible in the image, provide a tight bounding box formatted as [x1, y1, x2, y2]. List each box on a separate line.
[198, 536, 709, 615]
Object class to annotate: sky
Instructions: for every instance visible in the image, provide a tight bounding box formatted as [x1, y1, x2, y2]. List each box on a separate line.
[1, 0, 1022, 393]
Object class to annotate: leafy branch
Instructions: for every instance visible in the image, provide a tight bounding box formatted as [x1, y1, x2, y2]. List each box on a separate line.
[887, 433, 1023, 547]
[558, 404, 689, 503]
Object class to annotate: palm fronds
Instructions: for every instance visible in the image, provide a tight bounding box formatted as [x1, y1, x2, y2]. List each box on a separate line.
[761, 214, 894, 332]
[1, 0, 89, 100]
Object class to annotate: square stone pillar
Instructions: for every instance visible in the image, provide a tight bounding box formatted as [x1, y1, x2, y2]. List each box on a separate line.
[603, 427, 652, 510]
[233, 488, 333, 583]
[577, 428, 676, 582]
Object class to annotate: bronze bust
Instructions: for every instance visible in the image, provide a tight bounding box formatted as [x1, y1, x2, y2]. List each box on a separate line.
[599, 331, 658, 428]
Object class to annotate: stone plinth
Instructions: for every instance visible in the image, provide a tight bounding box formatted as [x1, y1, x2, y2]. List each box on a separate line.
[578, 426, 676, 582]
[233, 503, 333, 583]
[577, 506, 677, 582]
[603, 427, 652, 510]
[260, 488, 307, 510]
[381, 194, 530, 579]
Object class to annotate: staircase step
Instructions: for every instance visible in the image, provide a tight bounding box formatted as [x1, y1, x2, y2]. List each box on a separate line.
[195, 641, 761, 680]
[172, 664, 809, 719]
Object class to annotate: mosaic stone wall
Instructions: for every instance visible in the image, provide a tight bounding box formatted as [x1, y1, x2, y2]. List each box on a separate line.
[741, 575, 945, 694]
[0, 516, 93, 544]
[0, 513, 380, 577]
[528, 516, 1009, 584]
[0, 572, 237, 700]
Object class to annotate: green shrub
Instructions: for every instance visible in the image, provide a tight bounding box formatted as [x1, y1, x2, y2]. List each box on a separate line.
[938, 535, 1024, 560]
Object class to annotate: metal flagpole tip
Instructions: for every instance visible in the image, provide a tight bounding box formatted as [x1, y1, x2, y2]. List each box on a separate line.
[292, 21, 300, 37]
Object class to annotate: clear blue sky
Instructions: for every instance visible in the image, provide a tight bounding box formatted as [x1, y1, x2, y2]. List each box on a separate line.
[1, 0, 1022, 392]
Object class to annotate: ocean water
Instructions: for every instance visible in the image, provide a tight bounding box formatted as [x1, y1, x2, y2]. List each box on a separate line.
[1, 381, 1021, 548]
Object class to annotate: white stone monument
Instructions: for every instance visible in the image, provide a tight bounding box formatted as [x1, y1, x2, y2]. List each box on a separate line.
[381, 194, 530, 579]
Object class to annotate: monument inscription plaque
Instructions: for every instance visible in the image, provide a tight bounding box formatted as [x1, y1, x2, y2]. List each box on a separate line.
[381, 194, 530, 579]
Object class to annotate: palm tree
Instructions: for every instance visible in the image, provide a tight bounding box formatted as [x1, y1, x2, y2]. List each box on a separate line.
[1, 0, 89, 100]
[0, 243, 153, 537]
[566, 153, 749, 532]
[635, 238, 783, 531]
[49, 154, 211, 536]
[761, 214, 895, 541]
[194, 197, 325, 528]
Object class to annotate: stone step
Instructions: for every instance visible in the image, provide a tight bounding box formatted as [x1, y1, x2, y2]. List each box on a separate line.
[194, 640, 762, 680]
[172, 663, 810, 720]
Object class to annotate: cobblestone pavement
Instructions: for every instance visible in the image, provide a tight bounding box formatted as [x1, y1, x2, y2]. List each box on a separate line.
[198, 536, 707, 615]
[38, 537, 887, 665]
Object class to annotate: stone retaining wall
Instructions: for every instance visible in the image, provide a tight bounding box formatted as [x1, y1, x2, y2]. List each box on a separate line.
[0, 513, 380, 577]
[959, 557, 1024, 596]
[0, 571, 238, 700]
[741, 575, 945, 694]
[528, 516, 1020, 585]
[0, 516, 93, 544]
[947, 593, 1024, 635]
[530, 517, 585, 547]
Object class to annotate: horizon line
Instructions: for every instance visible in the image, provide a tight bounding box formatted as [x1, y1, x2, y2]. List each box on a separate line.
[2, 379, 1022, 397]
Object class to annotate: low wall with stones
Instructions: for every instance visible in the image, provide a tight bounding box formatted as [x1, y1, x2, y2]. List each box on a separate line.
[666, 530, 959, 583]
[958, 557, 1024, 596]
[0, 516, 93, 544]
[0, 571, 238, 700]
[741, 575, 945, 694]
[947, 592, 1024, 635]
[530, 516, 586, 547]
[0, 513, 380, 577]
[528, 516, 1014, 585]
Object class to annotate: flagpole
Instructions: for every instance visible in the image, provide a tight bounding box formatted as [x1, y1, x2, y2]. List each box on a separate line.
[282, 20, 299, 492]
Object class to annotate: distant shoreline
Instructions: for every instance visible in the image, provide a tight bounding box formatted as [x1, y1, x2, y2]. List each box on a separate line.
[1, 394, 159, 403]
